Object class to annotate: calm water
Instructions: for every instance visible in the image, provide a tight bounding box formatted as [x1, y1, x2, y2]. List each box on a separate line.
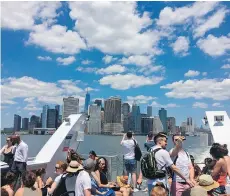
[1, 134, 211, 163]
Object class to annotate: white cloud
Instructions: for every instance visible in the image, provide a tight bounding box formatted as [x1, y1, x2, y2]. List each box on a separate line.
[212, 102, 223, 107]
[76, 67, 98, 73]
[102, 55, 117, 64]
[56, 56, 76, 65]
[24, 106, 42, 111]
[27, 24, 86, 55]
[171, 36, 190, 56]
[1, 76, 88, 107]
[69, 2, 166, 55]
[197, 34, 230, 56]
[99, 74, 164, 90]
[1, 1, 61, 30]
[202, 72, 208, 76]
[37, 56, 52, 61]
[81, 60, 93, 65]
[138, 65, 165, 76]
[226, 58, 230, 63]
[96, 65, 126, 75]
[193, 8, 229, 38]
[120, 55, 152, 66]
[184, 70, 200, 77]
[127, 95, 156, 104]
[151, 101, 179, 108]
[193, 102, 208, 108]
[161, 79, 230, 101]
[157, 2, 218, 27]
[221, 64, 230, 69]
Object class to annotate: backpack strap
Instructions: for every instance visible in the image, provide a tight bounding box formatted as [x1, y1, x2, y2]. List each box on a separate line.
[151, 148, 166, 170]
[133, 139, 137, 146]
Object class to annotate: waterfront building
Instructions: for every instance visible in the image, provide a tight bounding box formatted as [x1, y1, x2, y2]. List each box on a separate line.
[187, 117, 194, 134]
[94, 99, 102, 107]
[42, 105, 49, 128]
[22, 118, 29, 130]
[180, 122, 187, 135]
[129, 103, 141, 133]
[147, 106, 152, 117]
[104, 97, 123, 133]
[63, 97, 79, 120]
[152, 116, 163, 134]
[88, 104, 101, 133]
[101, 111, 104, 132]
[122, 103, 130, 132]
[14, 114, 21, 131]
[159, 108, 168, 133]
[55, 105, 60, 116]
[141, 117, 153, 134]
[30, 115, 40, 128]
[47, 109, 58, 128]
[167, 117, 176, 134]
[84, 90, 90, 113]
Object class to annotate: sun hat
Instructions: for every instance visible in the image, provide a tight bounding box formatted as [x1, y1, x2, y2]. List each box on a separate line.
[190, 186, 208, 196]
[66, 161, 81, 173]
[198, 174, 219, 191]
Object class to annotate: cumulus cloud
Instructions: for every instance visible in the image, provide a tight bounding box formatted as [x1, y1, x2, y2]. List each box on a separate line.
[76, 67, 98, 73]
[193, 102, 208, 108]
[138, 65, 165, 76]
[212, 102, 223, 107]
[202, 72, 208, 76]
[171, 36, 190, 56]
[161, 79, 230, 101]
[37, 56, 52, 61]
[221, 64, 230, 69]
[184, 70, 200, 77]
[127, 95, 156, 104]
[102, 55, 117, 64]
[56, 56, 76, 65]
[151, 101, 179, 108]
[96, 65, 126, 75]
[81, 60, 93, 65]
[120, 55, 152, 66]
[197, 34, 230, 56]
[99, 74, 164, 90]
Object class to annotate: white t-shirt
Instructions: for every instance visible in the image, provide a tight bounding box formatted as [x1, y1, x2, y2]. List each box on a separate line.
[75, 171, 91, 196]
[170, 148, 191, 182]
[121, 139, 135, 160]
[54, 174, 67, 186]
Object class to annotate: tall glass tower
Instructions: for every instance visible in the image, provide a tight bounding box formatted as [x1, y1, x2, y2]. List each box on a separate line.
[159, 108, 167, 133]
[84, 89, 90, 114]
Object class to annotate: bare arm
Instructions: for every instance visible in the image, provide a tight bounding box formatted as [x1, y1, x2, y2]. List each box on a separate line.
[169, 140, 182, 157]
[211, 160, 222, 180]
[47, 182, 57, 194]
[171, 164, 187, 181]
[84, 189, 91, 196]
[189, 164, 195, 180]
[120, 134, 126, 145]
[92, 171, 111, 188]
[0, 145, 6, 155]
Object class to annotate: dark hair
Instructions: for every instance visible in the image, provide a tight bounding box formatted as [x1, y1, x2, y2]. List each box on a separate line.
[172, 134, 180, 141]
[60, 163, 68, 171]
[127, 131, 132, 139]
[35, 168, 46, 177]
[67, 150, 82, 163]
[1, 188, 9, 196]
[154, 132, 167, 144]
[22, 171, 36, 188]
[210, 144, 224, 159]
[222, 144, 228, 156]
[89, 150, 97, 157]
[4, 172, 15, 185]
[95, 157, 108, 173]
[148, 131, 153, 138]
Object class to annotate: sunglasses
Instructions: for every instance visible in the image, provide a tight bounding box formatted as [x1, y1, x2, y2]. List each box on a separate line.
[6, 140, 10, 142]
[55, 167, 60, 170]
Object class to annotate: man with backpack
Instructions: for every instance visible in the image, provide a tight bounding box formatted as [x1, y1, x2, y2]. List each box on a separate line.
[169, 134, 196, 196]
[141, 132, 194, 195]
[144, 131, 155, 152]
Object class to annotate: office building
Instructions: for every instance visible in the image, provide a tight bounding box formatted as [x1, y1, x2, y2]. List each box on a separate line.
[187, 117, 194, 134]
[63, 97, 79, 120]
[30, 115, 40, 128]
[22, 118, 29, 130]
[141, 117, 153, 134]
[167, 117, 176, 134]
[101, 111, 104, 132]
[47, 109, 58, 128]
[129, 103, 141, 133]
[159, 108, 167, 132]
[55, 105, 60, 116]
[94, 99, 102, 107]
[104, 97, 123, 133]
[122, 103, 130, 132]
[84, 90, 90, 113]
[152, 116, 163, 134]
[14, 114, 21, 131]
[147, 106, 152, 117]
[88, 104, 101, 133]
[42, 105, 49, 128]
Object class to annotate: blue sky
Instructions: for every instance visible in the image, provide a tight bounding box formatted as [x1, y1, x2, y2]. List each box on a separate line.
[1, 1, 230, 129]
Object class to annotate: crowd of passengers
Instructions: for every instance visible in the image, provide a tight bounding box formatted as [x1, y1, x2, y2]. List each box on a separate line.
[0, 132, 230, 196]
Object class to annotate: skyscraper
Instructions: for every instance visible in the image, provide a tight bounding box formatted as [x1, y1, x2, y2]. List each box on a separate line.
[94, 99, 102, 107]
[84, 90, 90, 113]
[14, 114, 21, 131]
[122, 103, 130, 132]
[167, 117, 176, 134]
[63, 97, 79, 120]
[55, 105, 60, 116]
[141, 117, 153, 134]
[22, 118, 29, 130]
[47, 109, 58, 128]
[104, 97, 123, 133]
[187, 117, 194, 134]
[88, 104, 101, 133]
[129, 103, 141, 133]
[42, 105, 49, 128]
[159, 108, 167, 133]
[147, 106, 152, 117]
[153, 116, 164, 134]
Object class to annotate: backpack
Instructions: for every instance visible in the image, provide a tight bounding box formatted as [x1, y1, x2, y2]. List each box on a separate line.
[141, 148, 166, 179]
[133, 139, 142, 161]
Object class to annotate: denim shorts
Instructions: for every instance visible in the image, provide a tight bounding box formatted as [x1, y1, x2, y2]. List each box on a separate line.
[124, 159, 136, 173]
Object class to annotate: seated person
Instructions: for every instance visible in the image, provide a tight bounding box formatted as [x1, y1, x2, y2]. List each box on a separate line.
[202, 158, 216, 175]
[116, 176, 132, 195]
[34, 168, 46, 189]
[1, 172, 15, 196]
[150, 182, 168, 196]
[190, 155, 201, 180]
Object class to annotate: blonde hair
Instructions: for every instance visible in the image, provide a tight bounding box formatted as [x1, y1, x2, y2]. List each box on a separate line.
[150, 183, 167, 196]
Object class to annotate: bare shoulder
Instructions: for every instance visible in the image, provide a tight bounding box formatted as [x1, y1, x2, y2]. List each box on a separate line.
[15, 188, 24, 196]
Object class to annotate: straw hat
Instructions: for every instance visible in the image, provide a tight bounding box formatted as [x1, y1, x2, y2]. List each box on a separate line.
[66, 161, 82, 173]
[198, 174, 219, 191]
[190, 186, 207, 196]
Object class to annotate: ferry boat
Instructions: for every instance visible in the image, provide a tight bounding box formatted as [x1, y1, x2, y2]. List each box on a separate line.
[1, 111, 230, 195]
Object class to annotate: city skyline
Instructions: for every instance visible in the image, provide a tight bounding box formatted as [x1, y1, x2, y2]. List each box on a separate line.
[1, 2, 230, 129]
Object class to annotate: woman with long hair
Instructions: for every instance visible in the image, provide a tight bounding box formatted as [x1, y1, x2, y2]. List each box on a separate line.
[1, 172, 16, 196]
[0, 137, 15, 167]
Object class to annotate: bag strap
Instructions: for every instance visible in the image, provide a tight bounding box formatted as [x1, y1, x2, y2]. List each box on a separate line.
[133, 139, 137, 146]
[151, 148, 166, 170]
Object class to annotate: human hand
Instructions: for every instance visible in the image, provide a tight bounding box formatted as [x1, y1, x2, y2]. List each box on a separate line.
[186, 179, 195, 187]
[45, 177, 53, 186]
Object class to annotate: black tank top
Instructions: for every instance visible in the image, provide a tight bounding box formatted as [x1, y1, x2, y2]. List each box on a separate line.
[100, 171, 108, 184]
[3, 147, 14, 166]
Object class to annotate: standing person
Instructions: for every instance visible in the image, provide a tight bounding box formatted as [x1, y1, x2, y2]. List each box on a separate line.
[169, 134, 196, 196]
[144, 131, 155, 152]
[11, 135, 28, 176]
[0, 137, 16, 168]
[89, 150, 98, 161]
[146, 132, 194, 195]
[120, 131, 139, 192]
[222, 144, 230, 184]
